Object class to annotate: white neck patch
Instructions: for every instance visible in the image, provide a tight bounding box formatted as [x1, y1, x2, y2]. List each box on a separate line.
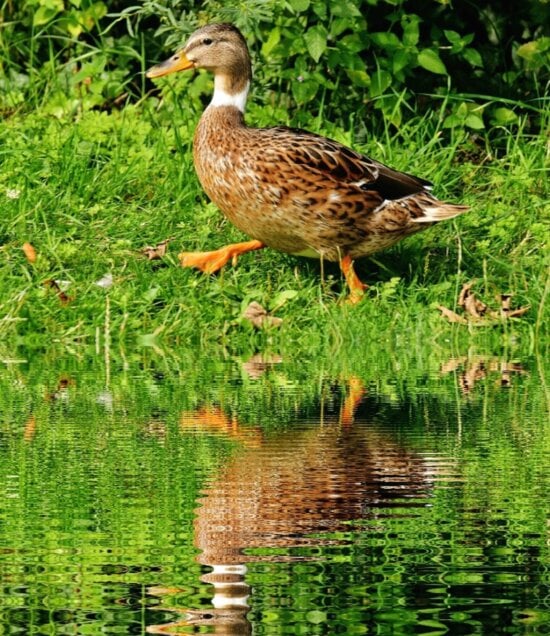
[210, 79, 250, 112]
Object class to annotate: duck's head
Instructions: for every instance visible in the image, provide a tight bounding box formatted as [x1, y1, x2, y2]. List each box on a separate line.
[146, 24, 251, 110]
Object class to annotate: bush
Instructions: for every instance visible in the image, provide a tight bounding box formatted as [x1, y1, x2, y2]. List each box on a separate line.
[0, 0, 548, 130]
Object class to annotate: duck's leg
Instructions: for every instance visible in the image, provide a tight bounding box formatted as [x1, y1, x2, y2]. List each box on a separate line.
[179, 240, 265, 274]
[340, 254, 368, 304]
[340, 376, 366, 426]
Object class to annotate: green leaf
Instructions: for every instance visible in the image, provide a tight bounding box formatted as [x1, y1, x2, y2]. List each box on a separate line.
[392, 49, 411, 74]
[402, 15, 420, 47]
[444, 30, 461, 45]
[330, 18, 352, 38]
[261, 27, 280, 57]
[442, 101, 477, 128]
[456, 102, 469, 118]
[370, 32, 401, 50]
[33, 6, 59, 25]
[303, 25, 328, 63]
[81, 2, 107, 27]
[270, 289, 298, 311]
[346, 69, 370, 87]
[288, 0, 310, 12]
[517, 37, 550, 69]
[369, 69, 392, 97]
[516, 41, 538, 62]
[291, 78, 319, 103]
[491, 107, 518, 125]
[463, 47, 483, 67]
[58, 13, 82, 37]
[312, 2, 327, 19]
[331, 0, 362, 17]
[417, 49, 448, 75]
[442, 114, 463, 128]
[465, 113, 485, 129]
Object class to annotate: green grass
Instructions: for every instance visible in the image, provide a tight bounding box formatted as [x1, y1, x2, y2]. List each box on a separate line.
[0, 92, 548, 354]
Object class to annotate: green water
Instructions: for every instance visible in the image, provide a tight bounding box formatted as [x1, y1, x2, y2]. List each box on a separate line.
[0, 347, 548, 635]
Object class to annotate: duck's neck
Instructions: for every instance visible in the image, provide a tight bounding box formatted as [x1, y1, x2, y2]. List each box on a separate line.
[210, 69, 250, 113]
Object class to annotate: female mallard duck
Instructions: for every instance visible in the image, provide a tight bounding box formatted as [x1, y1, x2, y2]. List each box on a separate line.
[147, 23, 469, 303]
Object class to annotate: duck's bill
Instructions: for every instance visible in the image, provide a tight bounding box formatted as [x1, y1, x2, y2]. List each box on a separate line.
[146, 52, 194, 78]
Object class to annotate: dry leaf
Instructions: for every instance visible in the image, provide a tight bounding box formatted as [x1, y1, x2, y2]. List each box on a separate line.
[438, 305, 468, 324]
[243, 301, 283, 329]
[458, 282, 487, 318]
[22, 242, 37, 263]
[141, 238, 173, 260]
[44, 279, 73, 305]
[440, 283, 529, 325]
[499, 294, 530, 318]
[500, 293, 512, 313]
[465, 293, 487, 318]
[457, 282, 473, 307]
[503, 306, 530, 318]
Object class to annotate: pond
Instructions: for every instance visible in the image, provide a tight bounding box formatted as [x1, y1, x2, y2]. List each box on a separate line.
[0, 346, 548, 635]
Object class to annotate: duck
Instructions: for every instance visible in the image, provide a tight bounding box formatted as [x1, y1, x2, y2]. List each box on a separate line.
[146, 23, 469, 303]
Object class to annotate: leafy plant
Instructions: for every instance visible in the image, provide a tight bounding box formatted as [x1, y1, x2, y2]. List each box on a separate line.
[1, 0, 548, 128]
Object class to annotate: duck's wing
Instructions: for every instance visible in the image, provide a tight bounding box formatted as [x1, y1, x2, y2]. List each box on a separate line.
[266, 125, 432, 199]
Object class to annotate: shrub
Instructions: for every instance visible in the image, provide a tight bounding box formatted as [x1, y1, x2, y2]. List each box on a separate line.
[0, 0, 548, 130]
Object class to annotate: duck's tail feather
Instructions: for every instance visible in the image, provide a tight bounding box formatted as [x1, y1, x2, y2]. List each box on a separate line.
[412, 202, 470, 223]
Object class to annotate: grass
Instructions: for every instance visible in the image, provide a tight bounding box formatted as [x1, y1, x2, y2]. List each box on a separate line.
[0, 86, 548, 356]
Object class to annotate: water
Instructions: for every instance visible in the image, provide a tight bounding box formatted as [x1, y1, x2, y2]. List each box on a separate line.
[0, 351, 548, 635]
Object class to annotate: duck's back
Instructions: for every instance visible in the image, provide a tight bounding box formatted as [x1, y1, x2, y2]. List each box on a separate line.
[193, 106, 468, 261]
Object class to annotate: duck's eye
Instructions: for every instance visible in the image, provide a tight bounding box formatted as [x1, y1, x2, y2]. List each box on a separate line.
[202, 38, 213, 46]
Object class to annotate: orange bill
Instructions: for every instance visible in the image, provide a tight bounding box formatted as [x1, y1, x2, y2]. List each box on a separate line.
[146, 51, 194, 78]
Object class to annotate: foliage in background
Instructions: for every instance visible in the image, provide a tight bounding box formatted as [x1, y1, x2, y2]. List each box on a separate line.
[0, 0, 548, 129]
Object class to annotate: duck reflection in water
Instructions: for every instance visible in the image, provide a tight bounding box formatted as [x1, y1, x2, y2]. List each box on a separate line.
[147, 377, 446, 634]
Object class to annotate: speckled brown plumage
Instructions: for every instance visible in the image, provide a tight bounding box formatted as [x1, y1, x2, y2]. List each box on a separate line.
[147, 23, 470, 301]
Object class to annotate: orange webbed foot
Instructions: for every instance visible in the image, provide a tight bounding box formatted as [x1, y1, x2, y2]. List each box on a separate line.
[178, 240, 265, 274]
[340, 254, 368, 304]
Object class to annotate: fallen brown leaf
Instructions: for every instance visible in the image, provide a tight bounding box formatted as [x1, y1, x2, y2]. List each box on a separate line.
[141, 237, 173, 260]
[458, 282, 487, 318]
[499, 294, 530, 318]
[22, 242, 37, 263]
[457, 282, 472, 307]
[503, 306, 530, 318]
[44, 279, 73, 305]
[243, 301, 283, 329]
[440, 283, 529, 325]
[438, 305, 468, 324]
[500, 293, 512, 312]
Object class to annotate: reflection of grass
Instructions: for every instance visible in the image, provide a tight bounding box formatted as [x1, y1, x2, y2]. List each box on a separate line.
[0, 350, 547, 633]
[0, 99, 548, 346]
